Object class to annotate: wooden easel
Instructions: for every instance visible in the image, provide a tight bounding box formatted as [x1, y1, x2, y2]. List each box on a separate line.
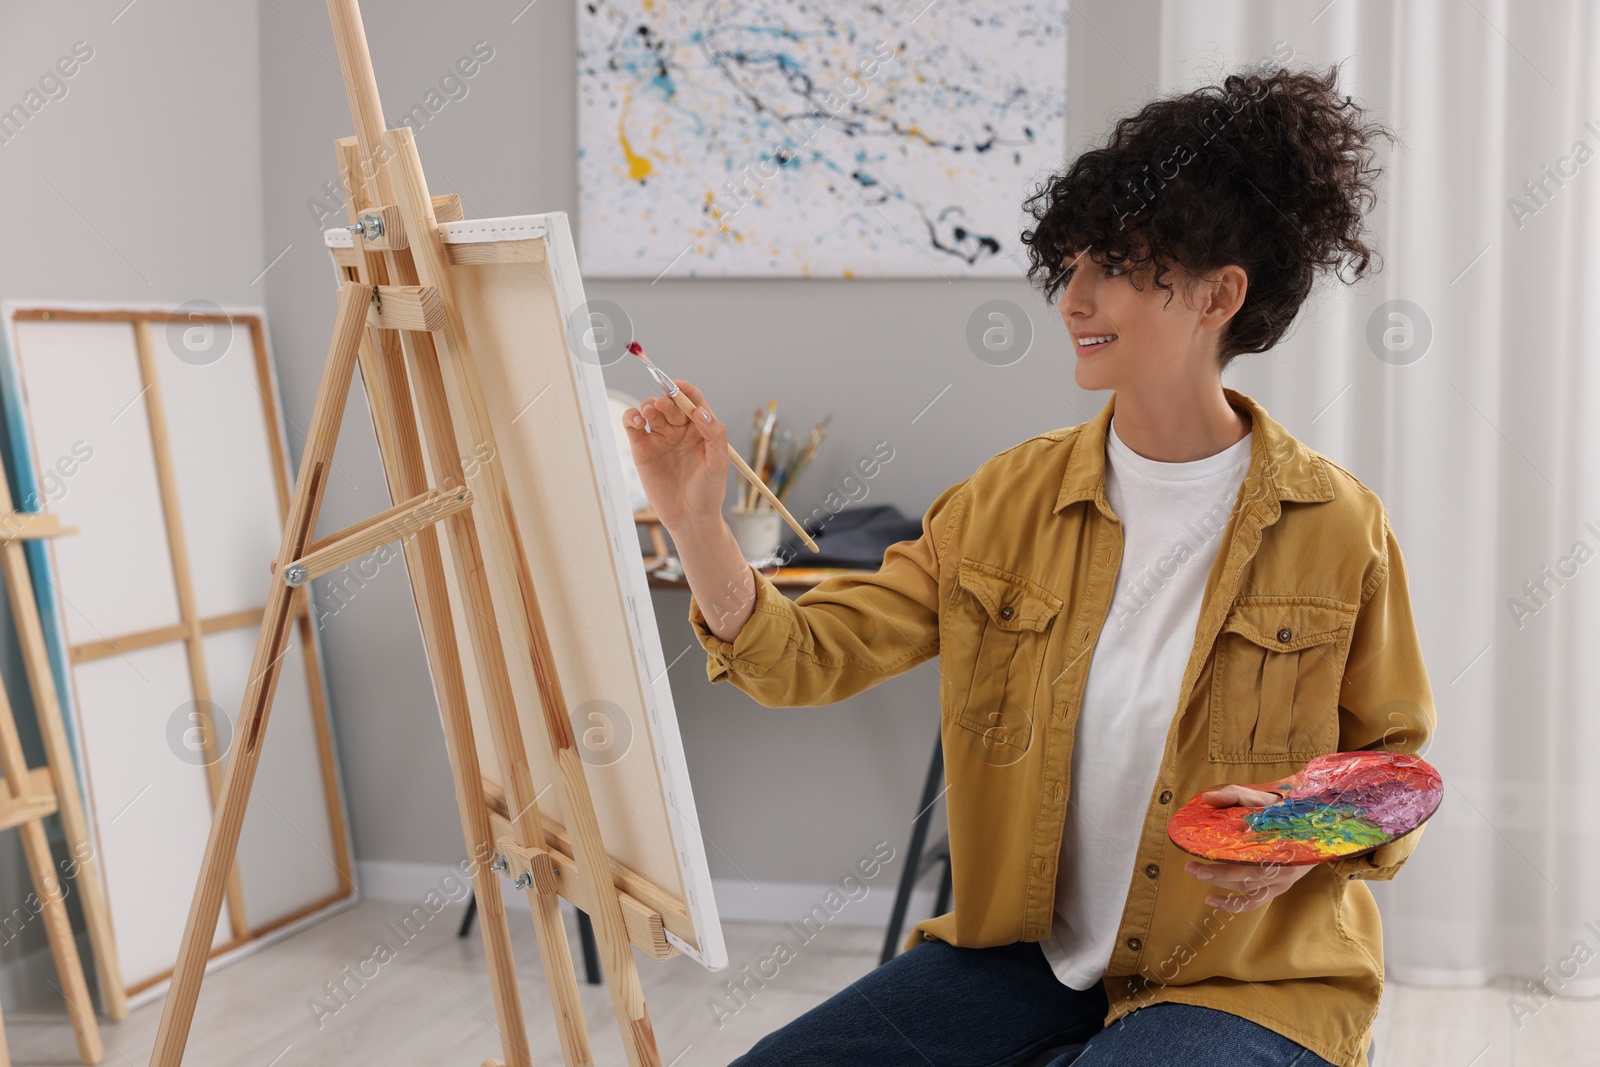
[0, 465, 130, 1064]
[148, 2, 665, 1064]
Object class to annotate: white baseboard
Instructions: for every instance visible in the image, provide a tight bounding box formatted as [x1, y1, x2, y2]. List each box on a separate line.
[357, 859, 942, 928]
[356, 859, 474, 903]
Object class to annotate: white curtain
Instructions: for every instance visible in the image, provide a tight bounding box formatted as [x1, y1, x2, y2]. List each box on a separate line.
[1151, 0, 1600, 995]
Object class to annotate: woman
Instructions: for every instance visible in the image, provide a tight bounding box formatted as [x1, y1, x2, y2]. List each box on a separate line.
[622, 63, 1433, 1067]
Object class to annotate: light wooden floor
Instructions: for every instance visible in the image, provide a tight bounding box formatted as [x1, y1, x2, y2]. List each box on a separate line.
[4, 899, 1596, 1066]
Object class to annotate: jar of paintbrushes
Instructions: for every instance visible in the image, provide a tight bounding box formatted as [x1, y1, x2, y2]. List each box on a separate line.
[725, 400, 831, 562]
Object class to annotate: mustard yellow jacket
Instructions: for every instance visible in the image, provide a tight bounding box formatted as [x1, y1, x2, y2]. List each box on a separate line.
[688, 390, 1435, 1067]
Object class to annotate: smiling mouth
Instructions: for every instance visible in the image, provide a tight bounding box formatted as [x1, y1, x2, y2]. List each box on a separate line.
[1075, 334, 1117, 354]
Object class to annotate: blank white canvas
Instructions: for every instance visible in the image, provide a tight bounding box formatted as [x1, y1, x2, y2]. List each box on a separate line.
[208, 627, 343, 929]
[154, 325, 287, 618]
[12, 320, 181, 641]
[72, 642, 232, 989]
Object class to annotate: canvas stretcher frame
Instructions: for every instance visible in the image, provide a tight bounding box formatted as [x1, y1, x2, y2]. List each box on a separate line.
[0, 301, 358, 1009]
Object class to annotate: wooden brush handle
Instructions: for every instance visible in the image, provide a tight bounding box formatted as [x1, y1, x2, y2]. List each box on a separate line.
[665, 391, 819, 553]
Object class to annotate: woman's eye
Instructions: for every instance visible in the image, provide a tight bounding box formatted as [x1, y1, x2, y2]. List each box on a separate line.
[1062, 259, 1127, 283]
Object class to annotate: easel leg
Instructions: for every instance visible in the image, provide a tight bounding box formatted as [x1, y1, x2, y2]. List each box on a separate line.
[350, 288, 536, 1067]
[148, 283, 370, 1067]
[0, 446, 128, 1022]
[557, 748, 662, 1067]
[0, 675, 99, 1062]
[17, 822, 101, 1064]
[397, 314, 595, 1067]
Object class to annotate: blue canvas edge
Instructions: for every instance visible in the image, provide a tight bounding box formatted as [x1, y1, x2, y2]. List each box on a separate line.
[0, 315, 93, 823]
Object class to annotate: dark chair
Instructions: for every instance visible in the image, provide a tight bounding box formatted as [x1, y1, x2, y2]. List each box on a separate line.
[457, 896, 602, 984]
[881, 734, 953, 964]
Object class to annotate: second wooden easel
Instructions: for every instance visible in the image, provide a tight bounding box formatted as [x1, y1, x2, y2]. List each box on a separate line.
[147, 2, 669, 1064]
[0, 460, 128, 1063]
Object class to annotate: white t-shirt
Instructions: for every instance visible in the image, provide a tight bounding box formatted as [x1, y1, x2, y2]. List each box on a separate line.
[1040, 416, 1252, 989]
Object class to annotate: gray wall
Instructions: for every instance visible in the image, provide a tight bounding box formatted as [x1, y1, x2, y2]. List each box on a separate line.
[0, 0, 265, 982]
[256, 0, 1160, 888]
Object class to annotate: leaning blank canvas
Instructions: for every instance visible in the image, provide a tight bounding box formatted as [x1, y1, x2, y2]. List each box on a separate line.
[0, 303, 356, 1005]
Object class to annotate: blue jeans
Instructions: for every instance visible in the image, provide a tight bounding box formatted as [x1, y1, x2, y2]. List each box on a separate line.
[729, 939, 1340, 1067]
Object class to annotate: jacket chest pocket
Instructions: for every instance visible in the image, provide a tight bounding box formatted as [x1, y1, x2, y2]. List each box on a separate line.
[1209, 596, 1357, 764]
[944, 559, 1063, 764]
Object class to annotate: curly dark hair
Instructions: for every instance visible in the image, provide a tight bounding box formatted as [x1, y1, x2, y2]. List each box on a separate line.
[1020, 61, 1398, 366]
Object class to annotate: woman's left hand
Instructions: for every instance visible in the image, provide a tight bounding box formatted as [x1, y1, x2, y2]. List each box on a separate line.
[1182, 783, 1315, 912]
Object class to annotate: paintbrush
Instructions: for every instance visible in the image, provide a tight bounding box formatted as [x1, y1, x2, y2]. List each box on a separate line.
[777, 415, 830, 504]
[627, 342, 819, 553]
[746, 400, 777, 512]
[767, 428, 797, 500]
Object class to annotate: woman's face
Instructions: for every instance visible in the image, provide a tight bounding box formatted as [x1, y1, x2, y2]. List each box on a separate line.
[1055, 248, 1241, 395]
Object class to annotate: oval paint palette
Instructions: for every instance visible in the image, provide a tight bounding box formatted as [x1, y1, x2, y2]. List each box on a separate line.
[1167, 751, 1443, 865]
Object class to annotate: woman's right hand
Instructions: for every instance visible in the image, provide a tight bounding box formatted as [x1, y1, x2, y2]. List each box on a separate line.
[621, 379, 730, 533]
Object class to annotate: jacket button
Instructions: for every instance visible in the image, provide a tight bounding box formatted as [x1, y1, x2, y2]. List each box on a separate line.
[1276, 626, 1293, 643]
[1126, 937, 1142, 951]
[1144, 864, 1159, 879]
[999, 605, 1014, 621]
[1159, 790, 1173, 804]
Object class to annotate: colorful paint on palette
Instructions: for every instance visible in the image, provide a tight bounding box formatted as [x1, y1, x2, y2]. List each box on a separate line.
[1167, 751, 1443, 865]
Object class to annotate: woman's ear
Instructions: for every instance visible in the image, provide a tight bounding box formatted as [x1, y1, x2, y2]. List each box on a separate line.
[1201, 264, 1249, 332]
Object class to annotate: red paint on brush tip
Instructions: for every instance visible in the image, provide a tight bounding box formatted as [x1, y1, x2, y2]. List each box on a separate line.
[626, 341, 643, 355]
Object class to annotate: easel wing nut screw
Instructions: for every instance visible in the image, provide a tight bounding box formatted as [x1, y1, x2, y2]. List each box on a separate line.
[346, 212, 386, 241]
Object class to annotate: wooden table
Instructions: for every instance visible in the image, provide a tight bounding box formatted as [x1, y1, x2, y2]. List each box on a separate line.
[646, 566, 876, 593]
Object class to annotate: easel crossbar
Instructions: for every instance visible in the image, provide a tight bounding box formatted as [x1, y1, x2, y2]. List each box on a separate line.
[0, 511, 75, 541]
[486, 807, 673, 962]
[278, 485, 473, 585]
[366, 283, 444, 331]
[0, 772, 57, 833]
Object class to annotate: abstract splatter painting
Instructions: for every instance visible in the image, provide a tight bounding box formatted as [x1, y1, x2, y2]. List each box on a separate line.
[1167, 752, 1444, 866]
[577, 1, 1069, 278]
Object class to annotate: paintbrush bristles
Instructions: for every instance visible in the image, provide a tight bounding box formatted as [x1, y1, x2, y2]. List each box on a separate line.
[620, 342, 678, 396]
